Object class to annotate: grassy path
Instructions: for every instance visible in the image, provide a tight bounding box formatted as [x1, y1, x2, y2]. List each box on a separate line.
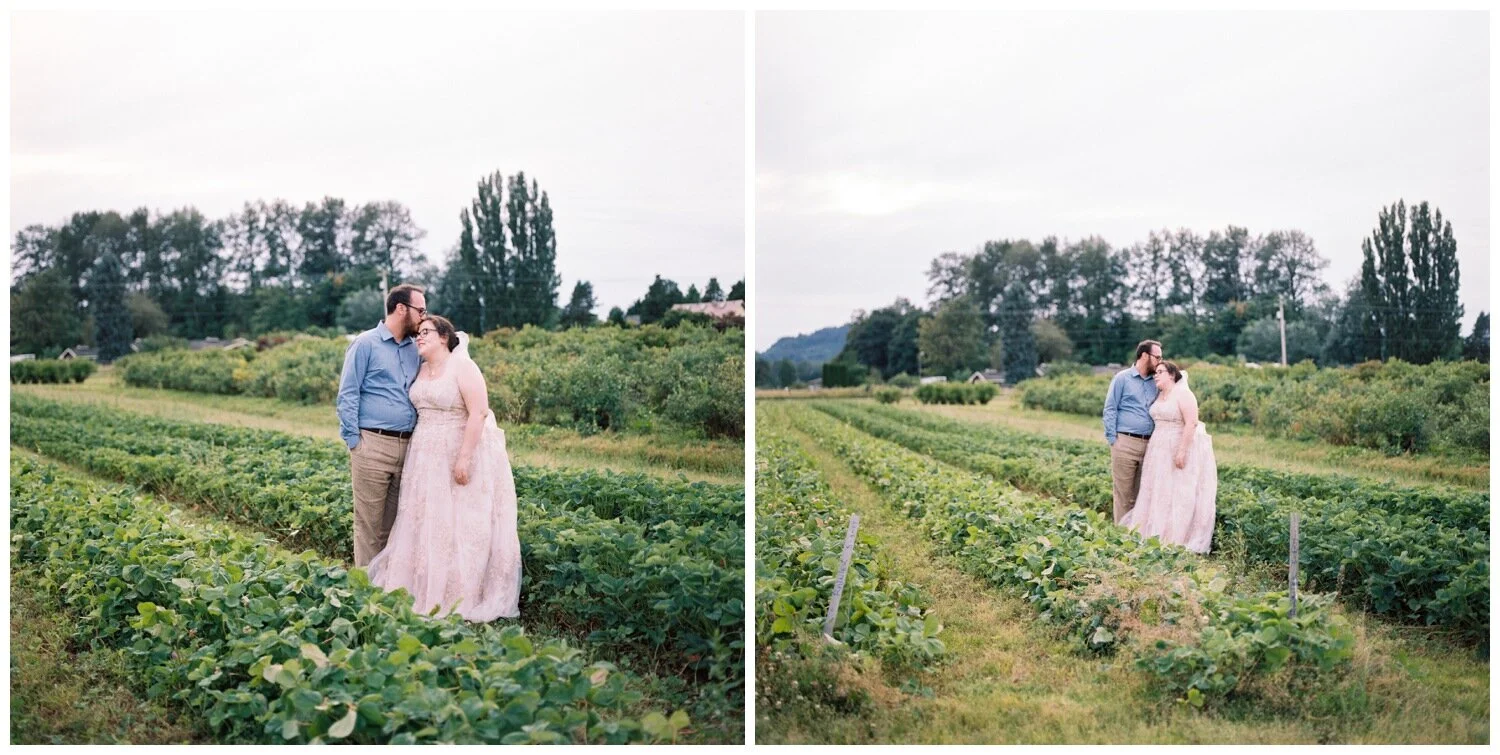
[755, 409, 1487, 744]
[10, 565, 210, 745]
[910, 391, 1488, 490]
[13, 370, 742, 485]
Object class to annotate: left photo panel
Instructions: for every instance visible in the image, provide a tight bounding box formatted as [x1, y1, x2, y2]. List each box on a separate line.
[9, 10, 746, 745]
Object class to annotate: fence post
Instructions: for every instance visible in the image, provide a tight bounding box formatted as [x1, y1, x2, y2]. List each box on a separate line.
[823, 514, 861, 641]
[1289, 511, 1300, 618]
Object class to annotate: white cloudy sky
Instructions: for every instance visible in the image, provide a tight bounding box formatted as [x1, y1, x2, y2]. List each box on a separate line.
[11, 10, 745, 314]
[756, 11, 1489, 351]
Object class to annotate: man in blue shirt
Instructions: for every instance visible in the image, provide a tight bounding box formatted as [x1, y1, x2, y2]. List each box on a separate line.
[1103, 339, 1162, 523]
[338, 283, 425, 566]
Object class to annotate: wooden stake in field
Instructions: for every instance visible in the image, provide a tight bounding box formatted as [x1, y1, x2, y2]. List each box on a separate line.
[1289, 511, 1300, 618]
[823, 513, 861, 642]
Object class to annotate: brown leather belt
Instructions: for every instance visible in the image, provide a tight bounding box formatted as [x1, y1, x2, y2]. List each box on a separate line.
[1119, 431, 1151, 440]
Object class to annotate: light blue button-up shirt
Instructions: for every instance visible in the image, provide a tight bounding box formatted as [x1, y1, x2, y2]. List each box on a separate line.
[337, 320, 420, 450]
[1103, 366, 1159, 446]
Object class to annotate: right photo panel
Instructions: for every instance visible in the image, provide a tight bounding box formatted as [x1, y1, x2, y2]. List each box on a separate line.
[754, 11, 1488, 745]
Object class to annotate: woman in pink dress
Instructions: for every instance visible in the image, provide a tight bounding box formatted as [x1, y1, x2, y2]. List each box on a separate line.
[366, 315, 522, 621]
[1119, 360, 1217, 554]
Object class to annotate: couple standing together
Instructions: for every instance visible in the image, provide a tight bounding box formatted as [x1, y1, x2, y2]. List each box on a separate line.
[336, 284, 522, 621]
[1103, 340, 1218, 554]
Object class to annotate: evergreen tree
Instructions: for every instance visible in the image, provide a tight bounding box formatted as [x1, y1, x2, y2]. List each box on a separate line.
[703, 277, 725, 302]
[727, 279, 745, 300]
[607, 306, 627, 327]
[626, 275, 684, 324]
[87, 252, 132, 362]
[504, 173, 560, 327]
[998, 278, 1038, 383]
[754, 357, 772, 387]
[684, 284, 701, 303]
[560, 281, 599, 329]
[1463, 312, 1488, 363]
[776, 358, 797, 388]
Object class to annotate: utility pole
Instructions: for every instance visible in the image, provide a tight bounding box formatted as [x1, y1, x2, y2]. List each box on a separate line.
[1278, 296, 1288, 367]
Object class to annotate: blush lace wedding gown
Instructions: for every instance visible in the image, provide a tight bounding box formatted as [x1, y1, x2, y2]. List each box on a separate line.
[366, 364, 521, 621]
[1119, 387, 1218, 554]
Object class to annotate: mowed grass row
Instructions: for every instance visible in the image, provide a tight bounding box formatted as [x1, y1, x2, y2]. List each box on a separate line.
[10, 457, 685, 744]
[814, 401, 1489, 642]
[11, 395, 745, 693]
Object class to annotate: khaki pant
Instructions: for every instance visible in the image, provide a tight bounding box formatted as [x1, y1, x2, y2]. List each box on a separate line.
[1110, 434, 1149, 523]
[351, 430, 411, 567]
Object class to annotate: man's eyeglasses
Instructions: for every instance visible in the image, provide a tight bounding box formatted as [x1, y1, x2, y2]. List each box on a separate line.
[404, 303, 427, 317]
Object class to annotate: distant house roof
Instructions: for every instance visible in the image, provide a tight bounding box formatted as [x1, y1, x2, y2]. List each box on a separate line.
[625, 315, 643, 326]
[807, 378, 823, 390]
[10, 354, 36, 363]
[188, 337, 224, 351]
[670, 299, 745, 319]
[222, 338, 255, 350]
[919, 375, 948, 385]
[968, 370, 1005, 384]
[59, 346, 98, 360]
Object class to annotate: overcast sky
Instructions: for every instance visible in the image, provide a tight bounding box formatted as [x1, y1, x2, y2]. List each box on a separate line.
[756, 11, 1489, 351]
[12, 10, 744, 315]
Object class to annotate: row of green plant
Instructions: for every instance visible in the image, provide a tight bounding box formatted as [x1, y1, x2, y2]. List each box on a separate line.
[914, 382, 997, 405]
[756, 425, 945, 668]
[815, 402, 1489, 640]
[9, 457, 684, 744]
[780, 404, 1356, 704]
[1018, 359, 1489, 455]
[115, 323, 745, 439]
[10, 358, 97, 384]
[10, 395, 745, 688]
[846, 401, 1489, 536]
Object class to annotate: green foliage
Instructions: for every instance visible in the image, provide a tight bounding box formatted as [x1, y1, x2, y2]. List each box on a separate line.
[785, 404, 1356, 704]
[820, 360, 865, 388]
[479, 324, 744, 438]
[914, 382, 996, 405]
[137, 334, 190, 353]
[560, 281, 598, 329]
[874, 388, 902, 404]
[917, 297, 987, 377]
[10, 359, 97, 384]
[10, 457, 678, 744]
[11, 267, 83, 355]
[888, 372, 919, 389]
[334, 289, 385, 333]
[1018, 359, 1490, 456]
[238, 338, 347, 404]
[114, 326, 745, 438]
[10, 396, 745, 690]
[813, 401, 1489, 642]
[755, 429, 945, 666]
[117, 347, 255, 395]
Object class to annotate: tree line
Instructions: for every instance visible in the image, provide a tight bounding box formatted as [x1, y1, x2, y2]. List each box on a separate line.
[755, 199, 1486, 389]
[11, 170, 744, 361]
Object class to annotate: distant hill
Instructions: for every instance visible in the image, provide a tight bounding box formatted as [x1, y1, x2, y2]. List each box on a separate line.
[758, 324, 849, 364]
